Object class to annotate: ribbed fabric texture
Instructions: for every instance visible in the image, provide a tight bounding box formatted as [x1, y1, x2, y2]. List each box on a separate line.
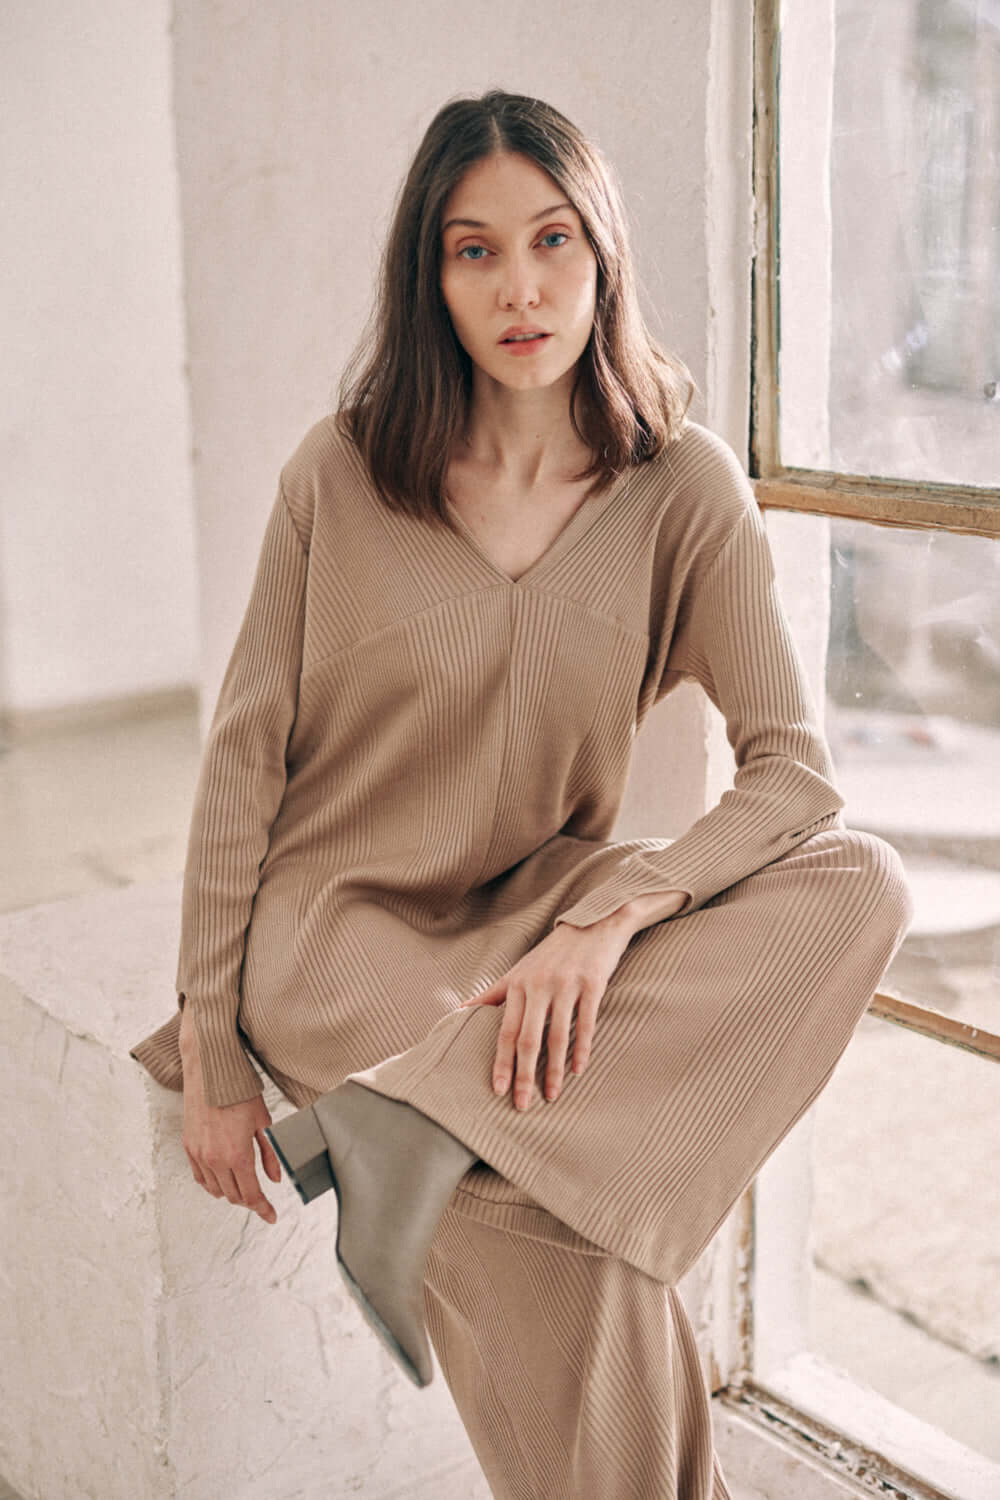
[361, 825, 910, 1285]
[129, 412, 913, 1497]
[131, 412, 854, 1109]
[405, 827, 908, 1497]
[425, 1202, 731, 1499]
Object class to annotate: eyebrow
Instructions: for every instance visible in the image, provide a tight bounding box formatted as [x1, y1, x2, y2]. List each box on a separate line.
[441, 201, 576, 234]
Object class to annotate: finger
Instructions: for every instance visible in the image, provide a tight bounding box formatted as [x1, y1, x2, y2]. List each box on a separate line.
[544, 999, 575, 1101]
[256, 1128, 283, 1184]
[211, 1166, 246, 1208]
[572, 984, 604, 1076]
[492, 987, 525, 1095]
[234, 1159, 277, 1225]
[513, 993, 548, 1110]
[185, 1147, 211, 1192]
[197, 1162, 226, 1200]
[461, 976, 507, 1007]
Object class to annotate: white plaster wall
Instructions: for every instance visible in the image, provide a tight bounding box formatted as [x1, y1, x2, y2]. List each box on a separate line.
[778, 0, 836, 468]
[706, 0, 755, 454]
[622, 0, 754, 842]
[0, 0, 198, 717]
[751, 0, 838, 1386]
[754, 508, 832, 1385]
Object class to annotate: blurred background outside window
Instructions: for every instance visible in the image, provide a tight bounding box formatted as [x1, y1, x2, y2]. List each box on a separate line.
[762, 0, 999, 1477]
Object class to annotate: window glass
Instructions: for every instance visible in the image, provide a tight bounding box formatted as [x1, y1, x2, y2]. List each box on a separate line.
[811, 1015, 1000, 1462]
[779, 0, 999, 486]
[815, 511, 1000, 1034]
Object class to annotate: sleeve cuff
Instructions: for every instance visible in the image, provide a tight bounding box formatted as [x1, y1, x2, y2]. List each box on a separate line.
[130, 998, 264, 1108]
[129, 1011, 185, 1093]
[191, 1000, 265, 1106]
[553, 848, 696, 930]
[552, 801, 843, 933]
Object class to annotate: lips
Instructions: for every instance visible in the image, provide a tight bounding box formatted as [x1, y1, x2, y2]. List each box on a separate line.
[498, 325, 551, 344]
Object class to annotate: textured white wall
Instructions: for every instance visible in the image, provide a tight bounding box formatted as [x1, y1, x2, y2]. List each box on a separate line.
[0, 0, 197, 717]
[778, 0, 835, 467]
[0, 881, 489, 1500]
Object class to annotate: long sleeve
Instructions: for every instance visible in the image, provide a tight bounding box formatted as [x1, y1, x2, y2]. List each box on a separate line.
[553, 487, 844, 931]
[165, 484, 308, 1106]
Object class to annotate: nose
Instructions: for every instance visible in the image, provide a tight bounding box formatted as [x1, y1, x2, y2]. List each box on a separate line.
[498, 250, 540, 311]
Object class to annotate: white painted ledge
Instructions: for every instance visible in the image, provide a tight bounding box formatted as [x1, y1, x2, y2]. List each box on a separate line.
[761, 1354, 1000, 1500]
[713, 1403, 872, 1500]
[0, 880, 488, 1500]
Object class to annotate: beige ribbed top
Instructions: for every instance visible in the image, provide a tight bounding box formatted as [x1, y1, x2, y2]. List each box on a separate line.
[132, 414, 843, 1108]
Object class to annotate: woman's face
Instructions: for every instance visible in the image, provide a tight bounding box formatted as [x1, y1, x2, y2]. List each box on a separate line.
[439, 151, 598, 394]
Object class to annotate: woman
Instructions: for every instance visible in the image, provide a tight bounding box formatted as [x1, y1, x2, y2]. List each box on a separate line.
[133, 89, 911, 1498]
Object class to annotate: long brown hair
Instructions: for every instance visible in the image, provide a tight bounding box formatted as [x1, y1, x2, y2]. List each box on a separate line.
[337, 89, 693, 527]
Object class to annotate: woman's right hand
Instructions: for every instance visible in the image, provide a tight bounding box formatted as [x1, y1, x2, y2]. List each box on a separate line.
[179, 1008, 281, 1226]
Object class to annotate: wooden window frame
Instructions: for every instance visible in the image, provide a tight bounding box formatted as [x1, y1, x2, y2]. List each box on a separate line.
[712, 6, 1000, 1497]
[750, 0, 1000, 1064]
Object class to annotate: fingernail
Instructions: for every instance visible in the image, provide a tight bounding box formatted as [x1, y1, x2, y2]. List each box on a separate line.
[493, 1076, 508, 1093]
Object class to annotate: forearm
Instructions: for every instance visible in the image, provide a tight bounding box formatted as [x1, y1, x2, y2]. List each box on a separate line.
[177, 488, 308, 1107]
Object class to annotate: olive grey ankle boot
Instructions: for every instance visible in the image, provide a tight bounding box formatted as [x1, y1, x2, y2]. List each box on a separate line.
[266, 1081, 477, 1387]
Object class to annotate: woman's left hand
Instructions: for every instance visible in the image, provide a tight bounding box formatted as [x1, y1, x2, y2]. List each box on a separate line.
[459, 915, 636, 1110]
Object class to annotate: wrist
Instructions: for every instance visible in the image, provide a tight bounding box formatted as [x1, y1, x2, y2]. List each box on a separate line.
[178, 1005, 198, 1060]
[593, 888, 689, 941]
[562, 903, 637, 943]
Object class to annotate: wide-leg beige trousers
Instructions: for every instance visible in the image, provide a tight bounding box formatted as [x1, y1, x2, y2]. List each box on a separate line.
[426, 1195, 731, 1498]
[349, 828, 911, 1498]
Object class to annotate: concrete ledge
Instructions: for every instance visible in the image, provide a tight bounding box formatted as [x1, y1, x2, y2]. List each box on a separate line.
[0, 880, 487, 1500]
[0, 684, 199, 743]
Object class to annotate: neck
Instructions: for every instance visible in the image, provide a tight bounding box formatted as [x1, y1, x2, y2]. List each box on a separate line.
[458, 367, 590, 488]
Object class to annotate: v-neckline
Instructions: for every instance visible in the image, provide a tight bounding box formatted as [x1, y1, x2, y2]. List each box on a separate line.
[444, 466, 633, 587]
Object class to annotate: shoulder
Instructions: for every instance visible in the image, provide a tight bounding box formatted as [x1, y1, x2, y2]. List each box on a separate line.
[654, 419, 759, 544]
[642, 421, 764, 600]
[658, 421, 755, 520]
[277, 412, 372, 548]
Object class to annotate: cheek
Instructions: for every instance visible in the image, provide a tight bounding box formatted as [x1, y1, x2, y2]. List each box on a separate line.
[567, 258, 598, 327]
[441, 271, 481, 341]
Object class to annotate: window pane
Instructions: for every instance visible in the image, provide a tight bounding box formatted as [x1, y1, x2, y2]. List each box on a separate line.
[772, 510, 1000, 1035]
[779, 0, 1000, 487]
[811, 1015, 1000, 1463]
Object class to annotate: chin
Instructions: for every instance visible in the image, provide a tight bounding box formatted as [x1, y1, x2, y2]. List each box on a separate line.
[484, 351, 580, 391]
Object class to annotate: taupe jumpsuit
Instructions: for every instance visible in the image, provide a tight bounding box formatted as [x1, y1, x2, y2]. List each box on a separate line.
[133, 413, 911, 1499]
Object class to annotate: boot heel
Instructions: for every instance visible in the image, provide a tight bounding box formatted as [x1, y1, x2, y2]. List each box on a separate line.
[266, 1107, 335, 1205]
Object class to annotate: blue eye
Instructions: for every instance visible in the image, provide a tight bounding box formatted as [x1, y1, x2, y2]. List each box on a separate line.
[457, 232, 569, 261]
